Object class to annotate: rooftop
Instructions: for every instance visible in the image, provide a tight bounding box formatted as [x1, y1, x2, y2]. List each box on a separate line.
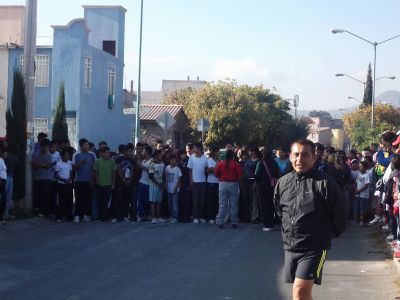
[140, 104, 184, 121]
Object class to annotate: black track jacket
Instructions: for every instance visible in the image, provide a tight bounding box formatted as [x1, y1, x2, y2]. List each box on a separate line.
[273, 169, 347, 252]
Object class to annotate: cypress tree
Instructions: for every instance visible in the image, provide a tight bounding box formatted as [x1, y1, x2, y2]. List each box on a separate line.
[52, 82, 68, 143]
[362, 63, 373, 107]
[6, 68, 27, 200]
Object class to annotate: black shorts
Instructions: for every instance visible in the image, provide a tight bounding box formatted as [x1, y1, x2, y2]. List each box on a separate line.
[284, 249, 327, 285]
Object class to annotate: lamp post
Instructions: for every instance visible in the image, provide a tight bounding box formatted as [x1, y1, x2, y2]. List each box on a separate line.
[347, 96, 361, 102]
[134, 0, 144, 145]
[331, 28, 400, 128]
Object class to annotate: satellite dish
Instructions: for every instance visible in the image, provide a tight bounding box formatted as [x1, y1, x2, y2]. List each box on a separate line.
[293, 94, 299, 107]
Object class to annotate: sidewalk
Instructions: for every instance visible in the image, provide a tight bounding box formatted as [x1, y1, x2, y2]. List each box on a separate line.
[293, 225, 400, 300]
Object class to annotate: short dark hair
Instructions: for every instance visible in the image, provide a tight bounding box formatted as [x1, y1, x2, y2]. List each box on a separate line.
[98, 141, 107, 147]
[100, 146, 110, 153]
[359, 160, 368, 169]
[37, 132, 47, 139]
[186, 143, 193, 150]
[40, 138, 51, 147]
[153, 149, 162, 158]
[144, 145, 153, 156]
[168, 153, 177, 161]
[88, 142, 94, 148]
[119, 144, 129, 153]
[156, 139, 163, 144]
[79, 138, 89, 147]
[60, 148, 70, 157]
[314, 142, 324, 152]
[291, 139, 315, 153]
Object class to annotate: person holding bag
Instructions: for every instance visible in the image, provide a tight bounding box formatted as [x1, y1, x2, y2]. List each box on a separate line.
[255, 147, 279, 232]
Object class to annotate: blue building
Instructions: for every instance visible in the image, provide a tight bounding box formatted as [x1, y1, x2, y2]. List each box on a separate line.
[5, 5, 133, 150]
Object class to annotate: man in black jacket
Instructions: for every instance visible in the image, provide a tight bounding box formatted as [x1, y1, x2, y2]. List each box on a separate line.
[273, 139, 347, 300]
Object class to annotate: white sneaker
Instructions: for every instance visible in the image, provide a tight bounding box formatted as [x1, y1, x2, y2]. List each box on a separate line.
[152, 218, 157, 224]
[157, 218, 166, 223]
[123, 217, 130, 222]
[170, 218, 178, 223]
[83, 215, 91, 222]
[137, 217, 143, 223]
[200, 218, 207, 224]
[262, 227, 274, 232]
[56, 219, 62, 223]
[209, 219, 215, 224]
[382, 225, 389, 231]
[386, 234, 394, 241]
[74, 216, 80, 223]
[369, 216, 381, 225]
[193, 218, 199, 224]
[111, 218, 118, 224]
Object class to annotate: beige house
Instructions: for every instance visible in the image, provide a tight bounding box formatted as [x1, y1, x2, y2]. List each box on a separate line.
[0, 5, 25, 137]
[139, 104, 189, 149]
[306, 116, 350, 150]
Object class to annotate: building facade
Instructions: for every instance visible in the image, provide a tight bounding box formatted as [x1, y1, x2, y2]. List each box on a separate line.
[1, 5, 133, 150]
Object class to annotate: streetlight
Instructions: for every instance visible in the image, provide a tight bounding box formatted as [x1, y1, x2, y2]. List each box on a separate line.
[331, 28, 400, 128]
[284, 94, 300, 119]
[347, 96, 361, 102]
[335, 73, 395, 93]
[134, 0, 144, 145]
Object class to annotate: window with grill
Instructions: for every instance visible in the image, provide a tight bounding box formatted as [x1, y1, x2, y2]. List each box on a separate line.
[33, 118, 49, 140]
[20, 54, 49, 87]
[84, 56, 92, 89]
[108, 66, 115, 95]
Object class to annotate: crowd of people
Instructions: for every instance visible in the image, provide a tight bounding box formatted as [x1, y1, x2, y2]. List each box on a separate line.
[0, 130, 399, 246]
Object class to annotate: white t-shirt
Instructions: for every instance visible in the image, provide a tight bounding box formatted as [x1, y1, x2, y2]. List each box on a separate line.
[0, 157, 7, 180]
[356, 172, 370, 198]
[207, 158, 219, 184]
[165, 165, 182, 194]
[55, 160, 72, 184]
[188, 154, 208, 183]
[50, 151, 62, 181]
[139, 158, 153, 185]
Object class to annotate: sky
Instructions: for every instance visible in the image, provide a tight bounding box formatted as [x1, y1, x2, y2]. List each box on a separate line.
[10, 0, 400, 111]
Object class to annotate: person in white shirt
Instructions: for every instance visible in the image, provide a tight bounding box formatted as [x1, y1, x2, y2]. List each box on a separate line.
[137, 145, 153, 221]
[188, 142, 208, 223]
[165, 154, 182, 223]
[355, 161, 370, 226]
[206, 146, 219, 223]
[54, 149, 73, 222]
[0, 146, 7, 224]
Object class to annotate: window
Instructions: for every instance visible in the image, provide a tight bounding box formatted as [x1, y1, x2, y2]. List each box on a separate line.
[103, 40, 116, 56]
[108, 66, 115, 95]
[33, 118, 48, 140]
[20, 54, 49, 87]
[84, 56, 92, 89]
[34, 55, 49, 87]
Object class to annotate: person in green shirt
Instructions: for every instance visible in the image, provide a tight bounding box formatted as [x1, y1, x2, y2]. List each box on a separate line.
[94, 147, 117, 222]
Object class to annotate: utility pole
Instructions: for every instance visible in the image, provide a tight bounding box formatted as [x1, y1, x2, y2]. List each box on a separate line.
[134, 0, 144, 145]
[23, 0, 37, 213]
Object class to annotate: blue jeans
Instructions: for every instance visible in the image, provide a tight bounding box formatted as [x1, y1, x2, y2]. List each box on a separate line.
[216, 182, 239, 225]
[4, 176, 13, 217]
[354, 197, 369, 218]
[137, 183, 149, 218]
[168, 193, 179, 219]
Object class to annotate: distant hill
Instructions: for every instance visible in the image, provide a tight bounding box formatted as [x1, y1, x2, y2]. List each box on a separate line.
[292, 90, 400, 119]
[376, 90, 400, 106]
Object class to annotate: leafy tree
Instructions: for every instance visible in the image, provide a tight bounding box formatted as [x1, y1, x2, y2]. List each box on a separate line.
[308, 110, 332, 119]
[52, 82, 68, 143]
[362, 63, 373, 107]
[163, 80, 308, 148]
[6, 68, 27, 200]
[343, 103, 400, 150]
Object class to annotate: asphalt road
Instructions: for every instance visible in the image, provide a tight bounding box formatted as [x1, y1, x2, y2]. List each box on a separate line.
[0, 219, 397, 300]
